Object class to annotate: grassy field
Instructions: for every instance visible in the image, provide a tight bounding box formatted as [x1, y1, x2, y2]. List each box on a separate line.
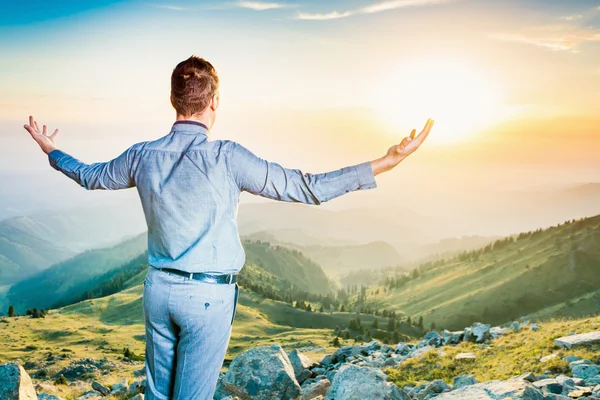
[349, 215, 600, 330]
[386, 315, 600, 387]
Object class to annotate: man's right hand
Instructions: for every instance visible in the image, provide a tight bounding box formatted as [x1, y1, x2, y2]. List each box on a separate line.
[23, 115, 59, 154]
[371, 118, 434, 176]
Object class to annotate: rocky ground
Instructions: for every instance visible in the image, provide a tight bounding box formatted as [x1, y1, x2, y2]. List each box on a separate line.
[2, 321, 600, 399]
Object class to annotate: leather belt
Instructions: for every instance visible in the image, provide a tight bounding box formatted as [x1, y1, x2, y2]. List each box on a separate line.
[158, 267, 238, 284]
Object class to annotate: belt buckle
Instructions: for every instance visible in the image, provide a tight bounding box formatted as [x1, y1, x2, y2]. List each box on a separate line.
[227, 274, 233, 284]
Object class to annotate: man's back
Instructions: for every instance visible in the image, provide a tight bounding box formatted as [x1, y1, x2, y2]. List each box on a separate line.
[133, 120, 243, 274]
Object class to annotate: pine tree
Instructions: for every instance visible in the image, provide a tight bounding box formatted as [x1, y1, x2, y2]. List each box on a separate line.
[7, 305, 14, 317]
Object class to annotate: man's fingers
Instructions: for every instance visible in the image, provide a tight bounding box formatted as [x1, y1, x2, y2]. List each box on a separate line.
[29, 116, 35, 131]
[410, 129, 416, 139]
[50, 128, 59, 140]
[43, 125, 47, 136]
[417, 118, 434, 142]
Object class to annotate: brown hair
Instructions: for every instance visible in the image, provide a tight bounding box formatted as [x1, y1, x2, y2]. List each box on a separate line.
[170, 55, 219, 116]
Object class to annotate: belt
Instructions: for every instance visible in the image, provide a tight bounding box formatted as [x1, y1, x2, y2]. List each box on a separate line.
[158, 267, 238, 284]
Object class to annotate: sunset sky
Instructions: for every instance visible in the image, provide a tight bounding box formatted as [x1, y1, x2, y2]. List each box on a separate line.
[1, 0, 599, 229]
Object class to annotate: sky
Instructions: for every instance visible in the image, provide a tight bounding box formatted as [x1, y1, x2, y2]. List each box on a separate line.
[1, 0, 599, 229]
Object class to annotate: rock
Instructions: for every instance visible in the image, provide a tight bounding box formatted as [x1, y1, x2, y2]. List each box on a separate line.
[324, 364, 408, 400]
[453, 375, 477, 389]
[34, 382, 61, 394]
[568, 389, 593, 398]
[411, 345, 435, 358]
[91, 381, 110, 396]
[554, 331, 600, 349]
[133, 366, 146, 377]
[455, 352, 477, 360]
[532, 378, 563, 394]
[509, 321, 521, 331]
[301, 379, 330, 400]
[320, 355, 332, 366]
[110, 379, 128, 394]
[563, 355, 580, 363]
[434, 376, 543, 399]
[76, 390, 103, 399]
[543, 395, 571, 400]
[515, 372, 537, 383]
[490, 327, 508, 338]
[415, 379, 451, 399]
[331, 346, 368, 364]
[296, 369, 312, 384]
[288, 350, 313, 380]
[38, 395, 64, 400]
[441, 330, 463, 345]
[130, 394, 144, 400]
[0, 362, 38, 400]
[222, 344, 301, 400]
[129, 379, 144, 394]
[540, 353, 559, 363]
[214, 374, 236, 400]
[571, 364, 600, 380]
[470, 322, 491, 342]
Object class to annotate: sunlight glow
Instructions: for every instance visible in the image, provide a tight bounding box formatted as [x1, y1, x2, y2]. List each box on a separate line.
[373, 56, 507, 144]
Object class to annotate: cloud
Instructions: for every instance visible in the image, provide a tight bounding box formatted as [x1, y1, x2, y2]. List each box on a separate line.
[150, 3, 188, 11]
[490, 24, 600, 52]
[294, 0, 453, 20]
[235, 1, 291, 10]
[295, 10, 353, 20]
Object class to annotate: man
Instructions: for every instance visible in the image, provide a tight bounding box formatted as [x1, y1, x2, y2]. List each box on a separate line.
[23, 55, 434, 399]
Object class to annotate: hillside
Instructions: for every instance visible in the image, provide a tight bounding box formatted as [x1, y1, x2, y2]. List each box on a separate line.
[346, 214, 600, 330]
[5, 233, 148, 314]
[0, 204, 146, 286]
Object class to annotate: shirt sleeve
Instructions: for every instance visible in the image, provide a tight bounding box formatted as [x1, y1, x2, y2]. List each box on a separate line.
[226, 141, 377, 205]
[47, 146, 137, 190]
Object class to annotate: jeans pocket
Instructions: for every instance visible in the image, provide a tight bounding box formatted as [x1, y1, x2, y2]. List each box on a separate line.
[231, 283, 239, 325]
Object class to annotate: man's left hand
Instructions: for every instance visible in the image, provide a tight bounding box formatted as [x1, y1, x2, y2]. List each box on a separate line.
[23, 115, 59, 154]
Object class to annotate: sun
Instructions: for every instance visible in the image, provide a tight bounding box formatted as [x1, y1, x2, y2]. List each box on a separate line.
[372, 56, 506, 144]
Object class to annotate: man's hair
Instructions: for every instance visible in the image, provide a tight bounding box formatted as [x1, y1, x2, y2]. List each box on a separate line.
[170, 55, 219, 116]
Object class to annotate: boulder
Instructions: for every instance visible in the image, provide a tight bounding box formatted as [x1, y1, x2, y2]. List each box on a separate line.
[0, 362, 38, 400]
[222, 344, 301, 400]
[455, 352, 477, 360]
[75, 390, 103, 399]
[532, 378, 563, 394]
[331, 346, 368, 364]
[453, 375, 477, 389]
[434, 376, 543, 399]
[301, 379, 330, 400]
[91, 381, 110, 396]
[110, 379, 128, 395]
[415, 379, 451, 399]
[37, 395, 64, 400]
[571, 364, 600, 380]
[324, 364, 408, 400]
[288, 350, 313, 382]
[554, 331, 600, 349]
[470, 322, 491, 343]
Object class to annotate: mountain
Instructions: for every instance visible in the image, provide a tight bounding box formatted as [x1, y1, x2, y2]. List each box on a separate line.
[347, 214, 600, 330]
[5, 233, 148, 314]
[0, 202, 146, 285]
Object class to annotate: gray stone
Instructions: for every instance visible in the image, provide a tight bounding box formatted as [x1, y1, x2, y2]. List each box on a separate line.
[288, 350, 313, 378]
[296, 369, 312, 385]
[416, 379, 451, 399]
[38, 395, 65, 400]
[532, 378, 563, 394]
[324, 364, 407, 400]
[554, 331, 600, 349]
[572, 365, 600, 380]
[301, 379, 330, 400]
[130, 395, 144, 400]
[540, 353, 559, 363]
[75, 390, 103, 400]
[91, 381, 110, 396]
[0, 362, 38, 400]
[453, 375, 477, 389]
[470, 322, 492, 342]
[455, 352, 477, 360]
[434, 376, 543, 399]
[331, 345, 368, 364]
[222, 344, 301, 400]
[320, 355, 332, 366]
[110, 379, 128, 394]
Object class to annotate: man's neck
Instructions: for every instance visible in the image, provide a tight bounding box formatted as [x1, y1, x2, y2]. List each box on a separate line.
[175, 114, 212, 131]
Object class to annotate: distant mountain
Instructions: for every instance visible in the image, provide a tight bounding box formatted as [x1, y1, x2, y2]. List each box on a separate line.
[349, 214, 600, 330]
[0, 203, 146, 285]
[5, 233, 148, 314]
[238, 202, 435, 246]
[243, 229, 356, 247]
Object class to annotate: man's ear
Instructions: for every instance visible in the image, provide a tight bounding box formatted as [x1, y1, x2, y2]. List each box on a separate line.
[210, 92, 219, 111]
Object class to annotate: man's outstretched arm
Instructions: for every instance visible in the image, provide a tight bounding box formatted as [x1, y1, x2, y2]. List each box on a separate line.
[24, 115, 136, 190]
[228, 118, 434, 205]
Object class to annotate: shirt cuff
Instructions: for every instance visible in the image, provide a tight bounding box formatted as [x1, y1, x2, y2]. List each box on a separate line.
[355, 161, 377, 190]
[48, 149, 67, 171]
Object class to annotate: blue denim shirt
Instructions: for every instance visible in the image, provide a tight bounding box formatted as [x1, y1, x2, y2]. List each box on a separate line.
[48, 120, 378, 274]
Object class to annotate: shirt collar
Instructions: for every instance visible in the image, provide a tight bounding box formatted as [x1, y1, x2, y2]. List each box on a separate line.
[171, 120, 209, 135]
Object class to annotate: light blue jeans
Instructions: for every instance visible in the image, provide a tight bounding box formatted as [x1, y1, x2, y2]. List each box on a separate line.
[142, 265, 239, 399]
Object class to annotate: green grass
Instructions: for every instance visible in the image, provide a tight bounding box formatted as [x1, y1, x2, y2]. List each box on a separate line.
[386, 315, 600, 387]
[350, 215, 600, 330]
